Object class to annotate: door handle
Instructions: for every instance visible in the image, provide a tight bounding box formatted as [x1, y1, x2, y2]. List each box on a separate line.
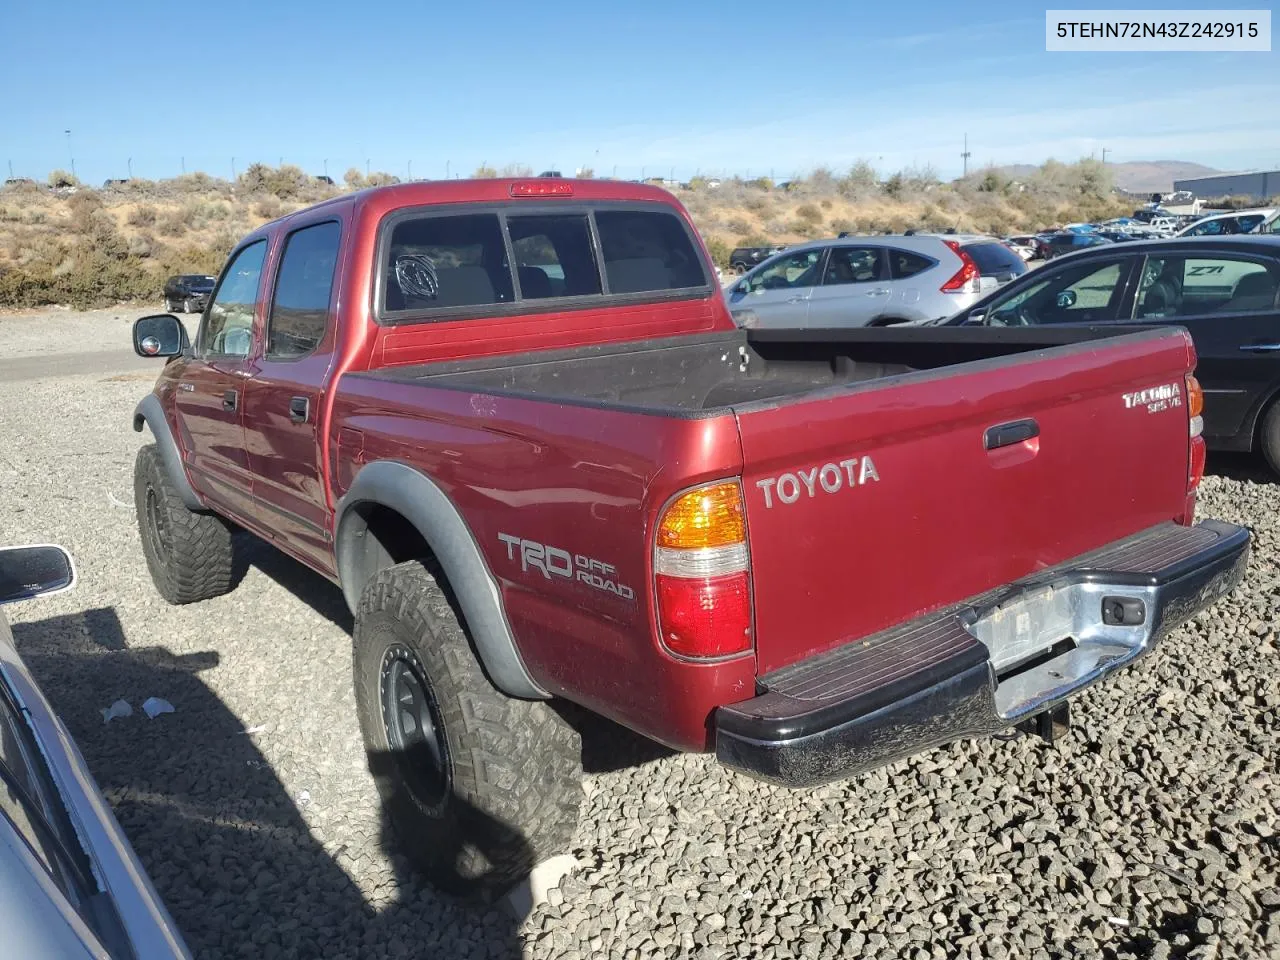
[222, 390, 237, 412]
[785, 296, 806, 304]
[866, 288, 891, 296]
[1240, 343, 1280, 352]
[289, 396, 310, 424]
[985, 418, 1039, 450]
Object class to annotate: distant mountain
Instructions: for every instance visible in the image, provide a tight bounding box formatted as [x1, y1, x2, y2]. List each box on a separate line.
[1107, 161, 1222, 194]
[984, 160, 1223, 195]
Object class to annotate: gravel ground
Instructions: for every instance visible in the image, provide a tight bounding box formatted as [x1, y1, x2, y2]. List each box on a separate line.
[0, 315, 1276, 959]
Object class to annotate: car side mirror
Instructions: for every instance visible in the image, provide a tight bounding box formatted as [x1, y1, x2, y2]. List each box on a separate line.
[966, 309, 987, 325]
[1056, 290, 1077, 309]
[133, 314, 190, 358]
[0, 545, 75, 605]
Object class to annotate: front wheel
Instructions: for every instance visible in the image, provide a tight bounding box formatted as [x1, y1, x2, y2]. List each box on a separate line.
[133, 444, 237, 604]
[183, 297, 195, 313]
[1258, 399, 1280, 478]
[352, 560, 583, 902]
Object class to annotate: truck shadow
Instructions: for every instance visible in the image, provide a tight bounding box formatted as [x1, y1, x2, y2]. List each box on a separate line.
[11, 608, 526, 960]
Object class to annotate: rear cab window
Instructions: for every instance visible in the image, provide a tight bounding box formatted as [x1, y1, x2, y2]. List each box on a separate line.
[378, 204, 709, 321]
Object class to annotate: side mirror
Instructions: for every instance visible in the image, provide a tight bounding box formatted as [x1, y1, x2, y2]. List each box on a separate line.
[133, 314, 190, 358]
[966, 309, 987, 325]
[1056, 290, 1078, 309]
[0, 545, 75, 605]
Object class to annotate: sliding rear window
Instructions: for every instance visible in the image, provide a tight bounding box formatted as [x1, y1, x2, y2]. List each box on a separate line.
[378, 204, 708, 320]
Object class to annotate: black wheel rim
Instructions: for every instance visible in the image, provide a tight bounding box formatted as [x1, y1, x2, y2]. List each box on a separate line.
[144, 487, 171, 562]
[380, 645, 450, 812]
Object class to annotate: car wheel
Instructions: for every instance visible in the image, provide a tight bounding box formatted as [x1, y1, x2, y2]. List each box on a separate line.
[183, 297, 194, 313]
[164, 298, 175, 312]
[733, 263, 747, 275]
[352, 560, 583, 903]
[1258, 399, 1280, 478]
[133, 444, 238, 604]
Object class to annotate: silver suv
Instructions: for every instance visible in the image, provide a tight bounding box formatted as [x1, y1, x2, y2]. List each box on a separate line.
[724, 234, 1025, 328]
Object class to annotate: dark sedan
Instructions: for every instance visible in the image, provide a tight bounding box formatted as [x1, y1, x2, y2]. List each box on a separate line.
[162, 275, 216, 314]
[938, 236, 1280, 475]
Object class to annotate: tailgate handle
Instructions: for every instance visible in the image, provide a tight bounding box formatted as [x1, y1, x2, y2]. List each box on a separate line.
[985, 418, 1039, 450]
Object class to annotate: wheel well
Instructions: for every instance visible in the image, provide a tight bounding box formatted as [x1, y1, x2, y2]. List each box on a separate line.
[341, 502, 437, 601]
[1250, 388, 1280, 452]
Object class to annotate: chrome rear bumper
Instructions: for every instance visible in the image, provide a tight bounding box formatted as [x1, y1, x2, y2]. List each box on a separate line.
[715, 519, 1249, 787]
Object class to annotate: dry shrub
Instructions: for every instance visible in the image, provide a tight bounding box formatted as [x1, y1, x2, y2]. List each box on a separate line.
[127, 205, 158, 227]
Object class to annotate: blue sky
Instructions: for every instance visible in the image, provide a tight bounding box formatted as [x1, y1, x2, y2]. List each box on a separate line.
[1, 0, 1277, 185]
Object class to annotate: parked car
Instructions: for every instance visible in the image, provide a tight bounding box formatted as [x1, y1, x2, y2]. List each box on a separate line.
[729, 244, 785, 273]
[162, 275, 216, 314]
[938, 235, 1280, 474]
[725, 234, 1024, 329]
[1176, 208, 1279, 238]
[129, 177, 1246, 902]
[0, 544, 191, 958]
[1044, 231, 1116, 259]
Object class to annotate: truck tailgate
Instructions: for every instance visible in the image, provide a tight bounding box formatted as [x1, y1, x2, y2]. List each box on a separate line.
[736, 329, 1195, 674]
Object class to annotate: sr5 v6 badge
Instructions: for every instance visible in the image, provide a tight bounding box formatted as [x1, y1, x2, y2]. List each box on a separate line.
[498, 533, 635, 600]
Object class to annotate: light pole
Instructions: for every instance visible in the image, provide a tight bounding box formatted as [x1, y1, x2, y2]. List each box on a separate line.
[64, 129, 74, 178]
[127, 157, 133, 179]
[324, 158, 328, 179]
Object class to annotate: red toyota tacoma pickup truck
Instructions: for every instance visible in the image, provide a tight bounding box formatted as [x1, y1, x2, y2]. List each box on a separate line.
[129, 178, 1248, 898]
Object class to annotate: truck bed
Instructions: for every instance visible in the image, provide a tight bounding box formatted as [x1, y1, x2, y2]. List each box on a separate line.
[359, 326, 1173, 414]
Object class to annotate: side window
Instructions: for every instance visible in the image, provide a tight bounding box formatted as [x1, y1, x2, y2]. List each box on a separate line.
[201, 239, 267, 358]
[267, 221, 341, 359]
[888, 249, 934, 279]
[0, 691, 93, 918]
[822, 247, 885, 285]
[507, 215, 601, 300]
[1135, 256, 1278, 318]
[985, 260, 1128, 326]
[594, 210, 707, 293]
[743, 249, 824, 293]
[384, 214, 513, 313]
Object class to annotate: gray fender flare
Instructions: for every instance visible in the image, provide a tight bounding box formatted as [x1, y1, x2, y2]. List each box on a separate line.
[132, 394, 204, 512]
[334, 460, 549, 701]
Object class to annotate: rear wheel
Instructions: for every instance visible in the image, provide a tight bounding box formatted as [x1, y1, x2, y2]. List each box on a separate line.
[183, 297, 195, 313]
[352, 560, 583, 902]
[133, 444, 237, 604]
[1258, 399, 1280, 478]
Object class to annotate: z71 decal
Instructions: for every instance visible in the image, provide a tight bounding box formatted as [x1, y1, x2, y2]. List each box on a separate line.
[497, 533, 635, 601]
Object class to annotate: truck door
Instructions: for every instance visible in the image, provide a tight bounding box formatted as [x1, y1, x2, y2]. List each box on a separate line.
[173, 238, 269, 522]
[241, 219, 343, 574]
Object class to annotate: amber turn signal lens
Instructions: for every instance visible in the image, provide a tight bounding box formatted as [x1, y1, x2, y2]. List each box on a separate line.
[1186, 375, 1204, 419]
[657, 482, 746, 550]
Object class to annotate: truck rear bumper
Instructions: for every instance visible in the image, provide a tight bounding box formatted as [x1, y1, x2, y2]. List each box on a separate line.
[715, 519, 1249, 788]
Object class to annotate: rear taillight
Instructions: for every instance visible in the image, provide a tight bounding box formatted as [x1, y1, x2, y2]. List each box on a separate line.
[654, 481, 753, 659]
[1187, 374, 1206, 490]
[941, 240, 980, 294]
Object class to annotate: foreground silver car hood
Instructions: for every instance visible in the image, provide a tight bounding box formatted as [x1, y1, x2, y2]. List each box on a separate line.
[0, 620, 191, 959]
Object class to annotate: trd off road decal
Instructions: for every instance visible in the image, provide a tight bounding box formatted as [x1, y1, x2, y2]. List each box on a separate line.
[1123, 382, 1182, 415]
[497, 533, 635, 600]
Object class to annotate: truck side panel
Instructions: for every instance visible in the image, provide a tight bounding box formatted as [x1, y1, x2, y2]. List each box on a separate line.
[329, 378, 755, 752]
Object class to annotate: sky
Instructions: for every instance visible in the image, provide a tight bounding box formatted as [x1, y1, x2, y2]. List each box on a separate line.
[1, 0, 1277, 186]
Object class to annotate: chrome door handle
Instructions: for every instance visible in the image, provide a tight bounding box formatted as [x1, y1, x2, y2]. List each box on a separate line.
[1240, 343, 1280, 352]
[866, 288, 891, 296]
[785, 296, 806, 303]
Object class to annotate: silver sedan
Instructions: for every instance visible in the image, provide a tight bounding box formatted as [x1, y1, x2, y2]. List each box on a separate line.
[723, 234, 1022, 328]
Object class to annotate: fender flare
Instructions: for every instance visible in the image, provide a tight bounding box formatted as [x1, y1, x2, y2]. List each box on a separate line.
[132, 394, 204, 512]
[334, 460, 548, 701]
